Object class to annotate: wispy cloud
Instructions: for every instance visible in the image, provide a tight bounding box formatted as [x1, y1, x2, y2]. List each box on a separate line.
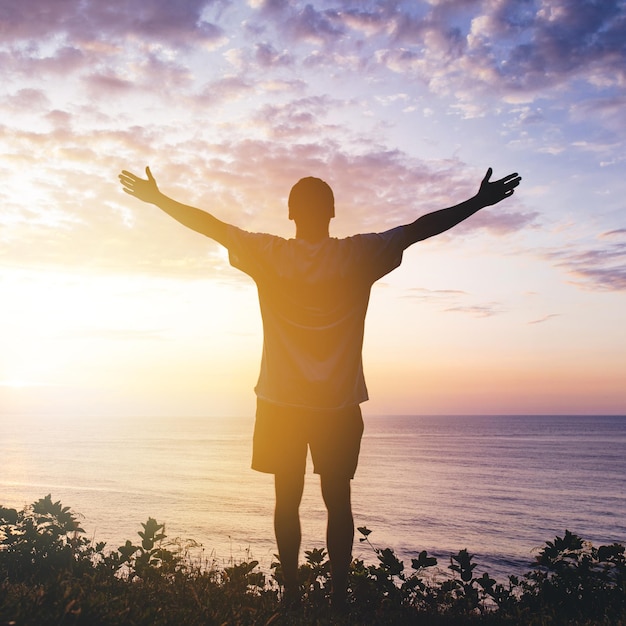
[544, 232, 626, 292]
[403, 287, 468, 301]
[601, 229, 626, 239]
[528, 314, 560, 325]
[402, 288, 505, 318]
[443, 303, 506, 318]
[453, 206, 539, 236]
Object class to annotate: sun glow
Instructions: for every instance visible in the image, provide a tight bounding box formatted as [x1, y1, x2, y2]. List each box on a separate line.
[1, 1, 625, 418]
[0, 265, 262, 416]
[0, 379, 42, 388]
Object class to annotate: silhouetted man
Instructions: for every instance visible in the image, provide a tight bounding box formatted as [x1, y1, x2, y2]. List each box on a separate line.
[119, 165, 521, 607]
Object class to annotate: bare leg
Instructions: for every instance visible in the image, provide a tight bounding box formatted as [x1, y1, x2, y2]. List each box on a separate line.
[274, 472, 305, 597]
[320, 475, 353, 606]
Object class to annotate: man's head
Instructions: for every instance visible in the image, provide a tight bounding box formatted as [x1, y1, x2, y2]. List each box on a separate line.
[288, 177, 335, 223]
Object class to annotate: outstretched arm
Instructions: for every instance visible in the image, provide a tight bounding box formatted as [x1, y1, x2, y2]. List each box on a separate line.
[404, 168, 521, 246]
[119, 167, 230, 246]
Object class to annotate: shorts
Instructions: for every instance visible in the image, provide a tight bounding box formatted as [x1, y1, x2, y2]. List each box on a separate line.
[252, 398, 364, 478]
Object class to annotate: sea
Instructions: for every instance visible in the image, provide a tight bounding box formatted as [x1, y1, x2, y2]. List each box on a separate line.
[1, 414, 625, 583]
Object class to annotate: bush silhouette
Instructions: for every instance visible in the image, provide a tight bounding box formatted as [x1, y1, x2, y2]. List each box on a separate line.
[1, 497, 624, 625]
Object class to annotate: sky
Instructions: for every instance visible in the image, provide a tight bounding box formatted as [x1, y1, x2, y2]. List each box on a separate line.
[1, 0, 625, 418]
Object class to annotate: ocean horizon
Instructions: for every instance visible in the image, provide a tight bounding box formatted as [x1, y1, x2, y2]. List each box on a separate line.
[2, 413, 625, 582]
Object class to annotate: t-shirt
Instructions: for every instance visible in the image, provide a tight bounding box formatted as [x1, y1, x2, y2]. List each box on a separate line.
[226, 225, 409, 409]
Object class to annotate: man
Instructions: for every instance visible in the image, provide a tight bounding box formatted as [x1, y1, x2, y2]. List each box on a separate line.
[118, 165, 521, 606]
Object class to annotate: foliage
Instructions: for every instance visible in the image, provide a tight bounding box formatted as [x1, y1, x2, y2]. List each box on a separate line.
[510, 529, 626, 624]
[1, 497, 625, 625]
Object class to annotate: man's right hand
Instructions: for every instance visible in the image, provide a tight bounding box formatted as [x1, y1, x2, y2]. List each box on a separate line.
[119, 166, 161, 205]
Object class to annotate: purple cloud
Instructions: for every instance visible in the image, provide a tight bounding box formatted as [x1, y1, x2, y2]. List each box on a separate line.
[196, 76, 255, 106]
[251, 1, 344, 45]
[2, 111, 529, 280]
[3, 0, 624, 108]
[528, 314, 560, 325]
[568, 265, 626, 291]
[252, 96, 339, 139]
[454, 207, 539, 236]
[255, 42, 294, 68]
[400, 288, 504, 318]
[1, 45, 85, 77]
[0, 0, 224, 47]
[601, 229, 626, 239]
[545, 238, 626, 292]
[498, 0, 626, 92]
[336, 0, 626, 100]
[3, 88, 50, 110]
[286, 4, 344, 43]
[84, 73, 135, 95]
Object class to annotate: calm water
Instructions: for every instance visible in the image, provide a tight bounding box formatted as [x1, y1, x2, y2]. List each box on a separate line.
[2, 414, 625, 581]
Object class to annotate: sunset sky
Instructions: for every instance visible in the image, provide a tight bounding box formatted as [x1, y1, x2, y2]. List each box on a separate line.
[1, 0, 625, 418]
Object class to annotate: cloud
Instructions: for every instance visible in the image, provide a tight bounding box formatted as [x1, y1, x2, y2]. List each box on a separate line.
[287, 4, 344, 44]
[196, 75, 255, 105]
[1, 107, 527, 281]
[544, 233, 626, 292]
[528, 314, 560, 325]
[454, 206, 539, 236]
[84, 73, 136, 95]
[339, 7, 393, 37]
[468, 0, 626, 94]
[1, 45, 86, 78]
[251, 95, 340, 139]
[404, 287, 468, 300]
[401, 288, 504, 318]
[566, 264, 626, 292]
[4, 0, 625, 120]
[443, 302, 505, 318]
[0, 0, 617, 290]
[0, 0, 225, 48]
[4, 88, 50, 110]
[254, 42, 294, 68]
[601, 229, 626, 239]
[250, 0, 344, 45]
[361, 0, 626, 105]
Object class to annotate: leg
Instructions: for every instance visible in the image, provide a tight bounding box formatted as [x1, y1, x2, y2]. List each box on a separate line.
[320, 475, 354, 606]
[274, 471, 305, 596]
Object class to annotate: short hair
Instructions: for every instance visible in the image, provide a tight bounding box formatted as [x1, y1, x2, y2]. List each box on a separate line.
[288, 177, 335, 220]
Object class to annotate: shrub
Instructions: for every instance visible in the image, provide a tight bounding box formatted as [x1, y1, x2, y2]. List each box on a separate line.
[1, 497, 625, 625]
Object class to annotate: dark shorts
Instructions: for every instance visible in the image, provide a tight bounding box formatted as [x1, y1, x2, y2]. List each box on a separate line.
[252, 398, 364, 478]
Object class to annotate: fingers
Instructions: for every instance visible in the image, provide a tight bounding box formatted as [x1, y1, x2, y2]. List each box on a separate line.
[498, 172, 520, 184]
[118, 177, 136, 194]
[119, 167, 157, 202]
[482, 167, 493, 183]
[119, 169, 152, 183]
[118, 168, 155, 195]
[119, 171, 139, 186]
[503, 176, 521, 191]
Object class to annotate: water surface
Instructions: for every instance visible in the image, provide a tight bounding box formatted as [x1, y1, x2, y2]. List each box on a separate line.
[2, 414, 625, 581]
